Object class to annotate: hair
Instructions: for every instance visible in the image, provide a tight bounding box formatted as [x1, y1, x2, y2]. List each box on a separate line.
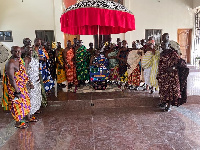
[23, 38, 31, 45]
[11, 46, 20, 51]
[34, 38, 41, 43]
[162, 33, 169, 39]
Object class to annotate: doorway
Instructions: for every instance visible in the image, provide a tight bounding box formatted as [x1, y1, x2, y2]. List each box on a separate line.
[177, 29, 192, 63]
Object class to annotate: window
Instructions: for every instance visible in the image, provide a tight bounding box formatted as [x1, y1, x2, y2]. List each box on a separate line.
[35, 30, 55, 44]
[195, 9, 200, 36]
[0, 31, 13, 42]
[145, 29, 162, 46]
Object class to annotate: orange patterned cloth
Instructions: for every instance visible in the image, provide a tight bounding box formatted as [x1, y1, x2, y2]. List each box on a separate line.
[7, 58, 30, 122]
[65, 48, 78, 85]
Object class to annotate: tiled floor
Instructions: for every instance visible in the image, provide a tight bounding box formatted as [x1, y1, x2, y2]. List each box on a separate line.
[0, 67, 200, 150]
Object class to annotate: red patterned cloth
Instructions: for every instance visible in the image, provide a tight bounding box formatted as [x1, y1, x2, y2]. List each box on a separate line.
[128, 64, 141, 86]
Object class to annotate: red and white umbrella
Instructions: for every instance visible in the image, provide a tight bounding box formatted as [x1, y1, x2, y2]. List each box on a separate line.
[60, 0, 135, 35]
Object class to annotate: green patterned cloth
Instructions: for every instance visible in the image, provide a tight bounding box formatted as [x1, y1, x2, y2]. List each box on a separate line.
[76, 45, 90, 81]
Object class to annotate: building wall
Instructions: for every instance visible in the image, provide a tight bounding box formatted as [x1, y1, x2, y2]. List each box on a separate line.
[193, 0, 200, 8]
[0, 0, 61, 74]
[0, 0, 196, 73]
[80, 0, 194, 48]
[126, 0, 194, 46]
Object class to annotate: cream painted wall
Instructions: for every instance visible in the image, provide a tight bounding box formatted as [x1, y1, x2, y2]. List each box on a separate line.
[125, 0, 194, 47]
[193, 0, 200, 8]
[80, 0, 195, 49]
[53, 0, 65, 48]
[0, 0, 197, 73]
[0, 0, 65, 74]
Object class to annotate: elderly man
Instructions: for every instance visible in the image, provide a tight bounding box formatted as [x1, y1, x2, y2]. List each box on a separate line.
[5, 46, 31, 128]
[157, 33, 181, 111]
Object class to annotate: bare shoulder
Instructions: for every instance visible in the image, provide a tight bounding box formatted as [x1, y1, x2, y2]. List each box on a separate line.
[5, 59, 15, 70]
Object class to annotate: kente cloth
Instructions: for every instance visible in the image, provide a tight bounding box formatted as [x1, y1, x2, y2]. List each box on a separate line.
[27, 57, 42, 115]
[56, 48, 66, 83]
[177, 58, 189, 105]
[157, 49, 181, 106]
[118, 49, 129, 77]
[109, 65, 120, 81]
[128, 64, 141, 86]
[142, 51, 153, 86]
[7, 58, 30, 122]
[65, 48, 78, 85]
[141, 51, 153, 69]
[2, 68, 10, 111]
[150, 50, 160, 89]
[76, 45, 90, 81]
[38, 49, 54, 93]
[90, 54, 109, 82]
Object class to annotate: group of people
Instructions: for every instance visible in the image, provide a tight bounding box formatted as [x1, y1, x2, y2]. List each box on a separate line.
[2, 38, 55, 129]
[1, 32, 189, 129]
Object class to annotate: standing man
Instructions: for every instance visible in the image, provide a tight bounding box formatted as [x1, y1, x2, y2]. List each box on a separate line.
[63, 40, 78, 92]
[55, 42, 66, 88]
[33, 38, 47, 107]
[5, 46, 31, 128]
[21, 38, 32, 59]
[157, 33, 181, 111]
[75, 40, 90, 85]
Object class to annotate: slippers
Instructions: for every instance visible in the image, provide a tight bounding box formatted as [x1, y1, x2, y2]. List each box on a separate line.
[29, 116, 38, 122]
[15, 121, 28, 129]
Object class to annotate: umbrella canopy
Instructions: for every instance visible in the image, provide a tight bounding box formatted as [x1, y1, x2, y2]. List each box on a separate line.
[60, 0, 135, 35]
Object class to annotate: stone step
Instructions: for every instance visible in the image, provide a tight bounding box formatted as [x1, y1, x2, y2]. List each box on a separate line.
[47, 91, 160, 111]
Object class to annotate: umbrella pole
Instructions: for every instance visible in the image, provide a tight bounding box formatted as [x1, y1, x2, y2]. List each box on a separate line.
[98, 25, 99, 48]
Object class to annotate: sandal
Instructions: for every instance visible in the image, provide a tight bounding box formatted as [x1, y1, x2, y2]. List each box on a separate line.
[15, 121, 28, 129]
[29, 116, 38, 122]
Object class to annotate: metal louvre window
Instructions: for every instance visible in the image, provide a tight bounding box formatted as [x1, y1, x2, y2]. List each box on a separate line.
[0, 31, 13, 42]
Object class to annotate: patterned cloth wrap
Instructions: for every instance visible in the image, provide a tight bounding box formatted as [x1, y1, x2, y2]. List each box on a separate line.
[90, 54, 109, 82]
[157, 49, 181, 106]
[65, 48, 78, 85]
[56, 48, 66, 84]
[38, 48, 54, 93]
[27, 57, 42, 115]
[2, 67, 10, 110]
[76, 45, 90, 81]
[7, 58, 30, 122]
[108, 50, 120, 81]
